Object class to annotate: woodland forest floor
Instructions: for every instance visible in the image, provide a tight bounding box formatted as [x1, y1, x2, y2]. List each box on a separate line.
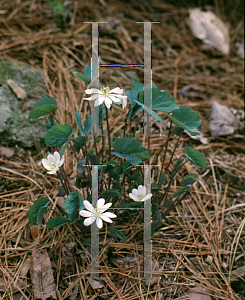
[0, 0, 244, 299]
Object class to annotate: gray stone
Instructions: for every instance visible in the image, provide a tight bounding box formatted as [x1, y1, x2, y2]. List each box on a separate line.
[209, 101, 237, 136]
[0, 60, 47, 148]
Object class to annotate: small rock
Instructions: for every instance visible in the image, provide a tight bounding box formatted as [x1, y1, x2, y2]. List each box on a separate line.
[209, 101, 237, 136]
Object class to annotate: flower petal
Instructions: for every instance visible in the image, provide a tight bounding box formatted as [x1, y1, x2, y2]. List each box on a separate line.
[100, 215, 113, 223]
[83, 201, 96, 214]
[142, 193, 152, 201]
[104, 97, 112, 109]
[97, 198, 105, 209]
[129, 193, 141, 202]
[79, 210, 94, 218]
[42, 158, 52, 170]
[85, 88, 100, 94]
[96, 217, 103, 229]
[109, 87, 123, 94]
[84, 94, 100, 101]
[54, 151, 60, 162]
[84, 216, 96, 226]
[138, 185, 144, 195]
[47, 153, 55, 164]
[131, 189, 139, 196]
[101, 212, 117, 219]
[108, 95, 122, 103]
[47, 169, 57, 174]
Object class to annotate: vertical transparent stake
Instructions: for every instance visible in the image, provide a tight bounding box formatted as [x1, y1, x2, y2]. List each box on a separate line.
[91, 22, 99, 136]
[91, 166, 99, 278]
[144, 22, 152, 137]
[144, 165, 152, 279]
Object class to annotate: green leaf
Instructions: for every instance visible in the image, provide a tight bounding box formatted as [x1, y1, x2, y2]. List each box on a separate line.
[28, 96, 58, 120]
[64, 192, 79, 222]
[80, 179, 91, 188]
[73, 136, 87, 152]
[110, 228, 127, 243]
[134, 100, 164, 125]
[159, 173, 165, 185]
[47, 114, 55, 130]
[126, 82, 144, 105]
[77, 157, 86, 173]
[71, 68, 88, 82]
[94, 104, 106, 125]
[111, 152, 142, 166]
[114, 161, 132, 175]
[78, 192, 85, 211]
[37, 205, 49, 228]
[59, 128, 75, 157]
[46, 216, 67, 229]
[74, 111, 86, 136]
[121, 202, 144, 208]
[171, 155, 184, 177]
[167, 105, 202, 136]
[174, 126, 185, 137]
[151, 183, 160, 192]
[44, 123, 73, 147]
[184, 146, 208, 172]
[83, 63, 96, 83]
[84, 114, 94, 135]
[181, 173, 198, 186]
[28, 197, 50, 226]
[173, 186, 190, 198]
[138, 88, 178, 112]
[100, 189, 122, 199]
[87, 151, 100, 165]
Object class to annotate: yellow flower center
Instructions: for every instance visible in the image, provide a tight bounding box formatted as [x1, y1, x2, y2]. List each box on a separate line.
[137, 194, 143, 200]
[95, 208, 101, 216]
[51, 162, 57, 169]
[100, 86, 110, 95]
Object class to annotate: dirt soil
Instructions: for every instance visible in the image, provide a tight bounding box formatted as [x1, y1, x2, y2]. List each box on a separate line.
[0, 0, 244, 299]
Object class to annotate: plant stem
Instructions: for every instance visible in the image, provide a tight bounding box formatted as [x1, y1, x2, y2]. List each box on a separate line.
[165, 134, 181, 173]
[60, 167, 72, 193]
[160, 159, 188, 207]
[57, 170, 69, 196]
[105, 107, 111, 161]
[101, 123, 104, 164]
[162, 190, 190, 219]
[133, 111, 144, 137]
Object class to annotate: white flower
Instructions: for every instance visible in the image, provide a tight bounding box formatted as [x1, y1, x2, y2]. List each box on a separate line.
[129, 185, 152, 202]
[42, 151, 64, 174]
[84, 86, 127, 109]
[79, 198, 117, 229]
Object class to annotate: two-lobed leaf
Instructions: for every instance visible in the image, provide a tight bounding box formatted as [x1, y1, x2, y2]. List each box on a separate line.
[184, 146, 208, 173]
[46, 216, 67, 229]
[28, 96, 58, 120]
[28, 197, 50, 226]
[181, 173, 198, 186]
[44, 123, 73, 147]
[168, 105, 202, 136]
[64, 192, 80, 222]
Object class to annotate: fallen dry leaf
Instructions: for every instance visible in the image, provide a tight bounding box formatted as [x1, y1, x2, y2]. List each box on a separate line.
[20, 255, 31, 277]
[30, 225, 40, 241]
[186, 286, 212, 300]
[87, 277, 104, 289]
[30, 246, 57, 299]
[7, 79, 27, 100]
[187, 8, 229, 55]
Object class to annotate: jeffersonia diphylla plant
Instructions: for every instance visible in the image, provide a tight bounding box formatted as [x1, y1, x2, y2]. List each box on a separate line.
[28, 62, 208, 246]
